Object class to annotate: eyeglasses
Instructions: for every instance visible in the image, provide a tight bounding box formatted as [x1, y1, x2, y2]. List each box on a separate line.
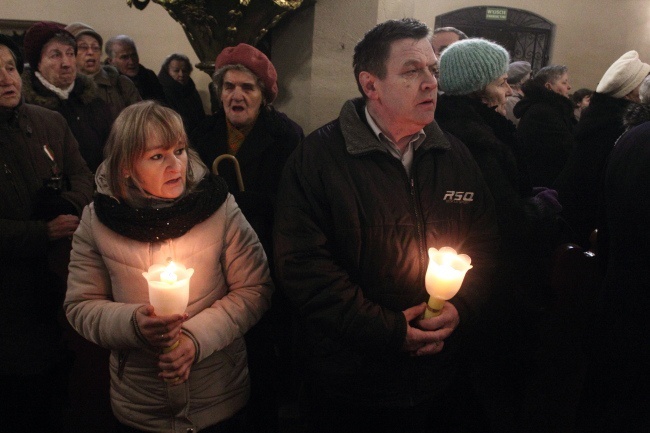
[77, 44, 101, 53]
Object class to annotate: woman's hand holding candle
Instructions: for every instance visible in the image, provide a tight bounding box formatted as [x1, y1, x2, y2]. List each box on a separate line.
[158, 333, 197, 385]
[134, 305, 188, 350]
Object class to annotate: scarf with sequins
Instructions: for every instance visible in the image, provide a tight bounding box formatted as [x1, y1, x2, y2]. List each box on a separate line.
[94, 174, 228, 243]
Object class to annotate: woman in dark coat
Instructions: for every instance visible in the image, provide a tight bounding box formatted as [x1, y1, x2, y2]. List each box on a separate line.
[0, 34, 94, 431]
[576, 120, 650, 433]
[190, 43, 303, 433]
[514, 65, 577, 187]
[554, 51, 649, 247]
[437, 38, 564, 432]
[158, 53, 206, 134]
[21, 21, 112, 173]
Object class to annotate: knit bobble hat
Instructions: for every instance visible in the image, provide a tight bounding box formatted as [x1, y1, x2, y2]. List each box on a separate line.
[215, 43, 278, 103]
[23, 21, 75, 70]
[65, 22, 103, 47]
[596, 51, 650, 98]
[507, 61, 532, 85]
[0, 34, 24, 74]
[439, 38, 510, 95]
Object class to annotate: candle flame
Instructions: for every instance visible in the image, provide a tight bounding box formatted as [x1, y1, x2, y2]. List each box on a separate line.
[160, 261, 178, 284]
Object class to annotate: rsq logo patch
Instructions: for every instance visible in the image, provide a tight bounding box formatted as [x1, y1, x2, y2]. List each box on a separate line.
[443, 191, 474, 204]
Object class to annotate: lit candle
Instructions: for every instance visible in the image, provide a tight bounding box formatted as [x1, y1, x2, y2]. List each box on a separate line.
[423, 247, 472, 319]
[142, 258, 194, 317]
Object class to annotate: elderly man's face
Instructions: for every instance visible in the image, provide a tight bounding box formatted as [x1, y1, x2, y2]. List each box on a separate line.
[38, 39, 77, 89]
[364, 38, 438, 137]
[0, 45, 22, 108]
[431, 31, 461, 57]
[75, 34, 102, 75]
[109, 42, 139, 77]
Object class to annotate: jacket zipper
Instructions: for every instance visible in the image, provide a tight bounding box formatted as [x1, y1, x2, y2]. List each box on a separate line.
[3, 162, 25, 206]
[117, 350, 129, 379]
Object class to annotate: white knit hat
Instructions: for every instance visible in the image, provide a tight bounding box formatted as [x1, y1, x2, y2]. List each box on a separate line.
[596, 51, 650, 98]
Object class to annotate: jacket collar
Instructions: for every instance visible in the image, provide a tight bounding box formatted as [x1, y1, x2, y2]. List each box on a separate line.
[340, 98, 450, 156]
[21, 66, 99, 110]
[93, 65, 119, 87]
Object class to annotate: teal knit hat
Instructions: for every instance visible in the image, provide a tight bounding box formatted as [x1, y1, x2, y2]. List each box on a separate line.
[439, 38, 510, 95]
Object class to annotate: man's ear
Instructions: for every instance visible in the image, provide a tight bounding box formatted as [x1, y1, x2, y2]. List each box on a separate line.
[359, 71, 378, 100]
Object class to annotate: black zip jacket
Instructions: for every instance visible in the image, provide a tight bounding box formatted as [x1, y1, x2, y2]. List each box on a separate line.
[273, 98, 499, 406]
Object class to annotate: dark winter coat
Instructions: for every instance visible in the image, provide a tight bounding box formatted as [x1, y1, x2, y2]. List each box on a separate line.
[158, 69, 206, 134]
[129, 64, 167, 103]
[435, 94, 560, 366]
[0, 102, 94, 374]
[436, 95, 558, 277]
[578, 121, 650, 430]
[21, 68, 113, 172]
[273, 98, 499, 406]
[93, 65, 141, 121]
[514, 81, 577, 187]
[554, 92, 636, 246]
[190, 105, 303, 260]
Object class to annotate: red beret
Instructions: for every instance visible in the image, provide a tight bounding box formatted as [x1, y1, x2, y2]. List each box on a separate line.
[23, 21, 75, 71]
[215, 43, 278, 103]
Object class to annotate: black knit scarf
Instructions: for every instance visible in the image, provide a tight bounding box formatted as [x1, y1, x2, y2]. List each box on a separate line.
[94, 174, 228, 242]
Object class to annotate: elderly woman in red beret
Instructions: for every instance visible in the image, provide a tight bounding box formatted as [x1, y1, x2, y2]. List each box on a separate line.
[190, 43, 303, 432]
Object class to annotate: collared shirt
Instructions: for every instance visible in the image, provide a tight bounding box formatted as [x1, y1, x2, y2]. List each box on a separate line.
[365, 106, 426, 176]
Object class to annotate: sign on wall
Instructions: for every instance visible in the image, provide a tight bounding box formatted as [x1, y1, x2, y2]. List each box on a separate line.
[486, 7, 508, 20]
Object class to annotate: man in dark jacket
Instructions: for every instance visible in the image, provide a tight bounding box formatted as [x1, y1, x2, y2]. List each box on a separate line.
[105, 34, 167, 104]
[0, 34, 94, 432]
[273, 18, 499, 433]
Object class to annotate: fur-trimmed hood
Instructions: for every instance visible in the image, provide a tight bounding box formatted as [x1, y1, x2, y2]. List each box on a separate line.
[21, 66, 100, 110]
[623, 102, 650, 131]
[514, 80, 574, 120]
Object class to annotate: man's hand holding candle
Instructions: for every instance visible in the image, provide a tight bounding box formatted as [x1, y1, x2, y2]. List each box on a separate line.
[401, 302, 460, 356]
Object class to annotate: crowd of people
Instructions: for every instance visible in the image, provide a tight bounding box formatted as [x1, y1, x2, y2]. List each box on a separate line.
[1, 15, 648, 433]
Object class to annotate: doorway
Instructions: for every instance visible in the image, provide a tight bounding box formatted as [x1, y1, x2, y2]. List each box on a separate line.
[434, 6, 555, 72]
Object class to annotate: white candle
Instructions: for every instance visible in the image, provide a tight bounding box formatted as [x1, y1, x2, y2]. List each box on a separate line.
[142, 259, 194, 316]
[423, 247, 472, 318]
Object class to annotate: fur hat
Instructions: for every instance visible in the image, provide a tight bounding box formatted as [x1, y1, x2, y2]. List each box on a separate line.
[439, 38, 510, 95]
[0, 34, 24, 74]
[65, 22, 103, 47]
[596, 51, 650, 98]
[215, 43, 278, 103]
[23, 21, 75, 70]
[507, 61, 532, 85]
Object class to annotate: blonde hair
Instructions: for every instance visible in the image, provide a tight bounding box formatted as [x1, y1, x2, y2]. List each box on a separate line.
[103, 100, 202, 201]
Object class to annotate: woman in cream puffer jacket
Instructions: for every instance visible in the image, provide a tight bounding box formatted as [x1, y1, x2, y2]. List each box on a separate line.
[65, 101, 273, 433]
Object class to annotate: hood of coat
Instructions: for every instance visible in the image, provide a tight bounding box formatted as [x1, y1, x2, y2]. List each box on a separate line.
[513, 80, 574, 119]
[21, 66, 100, 110]
[623, 102, 650, 131]
[436, 94, 518, 152]
[158, 67, 197, 92]
[576, 91, 635, 139]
